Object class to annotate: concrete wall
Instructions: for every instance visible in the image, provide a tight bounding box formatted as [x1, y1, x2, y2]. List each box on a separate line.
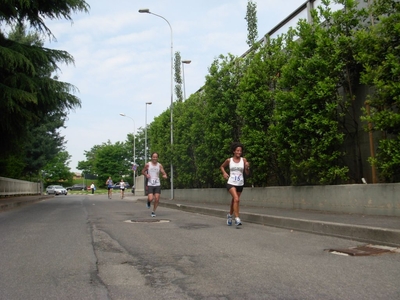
[161, 183, 400, 217]
[0, 177, 43, 196]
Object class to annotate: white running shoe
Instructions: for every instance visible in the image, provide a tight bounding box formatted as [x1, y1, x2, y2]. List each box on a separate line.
[235, 217, 242, 226]
[151, 211, 156, 217]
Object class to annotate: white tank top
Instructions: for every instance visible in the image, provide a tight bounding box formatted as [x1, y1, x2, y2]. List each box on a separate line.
[147, 162, 161, 186]
[227, 157, 244, 186]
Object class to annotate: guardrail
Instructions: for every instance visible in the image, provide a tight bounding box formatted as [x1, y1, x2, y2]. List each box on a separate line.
[0, 177, 43, 196]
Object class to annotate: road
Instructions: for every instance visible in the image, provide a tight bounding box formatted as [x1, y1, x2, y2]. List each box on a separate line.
[0, 194, 399, 300]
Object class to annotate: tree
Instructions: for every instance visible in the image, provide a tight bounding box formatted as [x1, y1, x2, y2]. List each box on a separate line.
[0, 1, 89, 178]
[78, 139, 138, 187]
[42, 151, 73, 183]
[0, 0, 89, 38]
[245, 0, 258, 47]
[355, 0, 400, 182]
[174, 51, 183, 102]
[238, 35, 289, 186]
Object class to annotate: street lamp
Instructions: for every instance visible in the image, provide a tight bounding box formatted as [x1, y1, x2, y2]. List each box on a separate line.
[181, 60, 191, 100]
[145, 102, 152, 163]
[139, 8, 174, 199]
[119, 113, 136, 189]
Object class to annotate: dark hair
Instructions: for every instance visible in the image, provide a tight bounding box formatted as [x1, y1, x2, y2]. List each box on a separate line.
[231, 142, 244, 153]
[151, 152, 159, 158]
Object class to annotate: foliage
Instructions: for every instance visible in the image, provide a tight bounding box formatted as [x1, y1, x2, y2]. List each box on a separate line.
[77, 0, 400, 187]
[41, 151, 73, 183]
[174, 51, 183, 102]
[238, 35, 289, 186]
[77, 138, 138, 187]
[0, 0, 89, 38]
[0, 1, 89, 179]
[273, 3, 352, 185]
[245, 0, 258, 47]
[355, 0, 400, 181]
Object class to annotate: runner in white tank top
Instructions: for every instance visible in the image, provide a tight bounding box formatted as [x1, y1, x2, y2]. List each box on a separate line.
[220, 143, 250, 226]
[147, 163, 161, 187]
[141, 152, 168, 217]
[227, 157, 245, 186]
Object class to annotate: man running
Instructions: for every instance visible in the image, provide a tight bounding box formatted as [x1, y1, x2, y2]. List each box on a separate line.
[141, 152, 168, 217]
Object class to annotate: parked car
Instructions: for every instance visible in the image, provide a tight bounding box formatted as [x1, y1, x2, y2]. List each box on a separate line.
[112, 182, 131, 189]
[46, 185, 68, 195]
[65, 184, 86, 191]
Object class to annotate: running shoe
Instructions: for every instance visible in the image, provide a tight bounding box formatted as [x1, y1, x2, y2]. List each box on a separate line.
[146, 201, 150, 209]
[151, 211, 156, 217]
[227, 214, 232, 226]
[235, 217, 242, 226]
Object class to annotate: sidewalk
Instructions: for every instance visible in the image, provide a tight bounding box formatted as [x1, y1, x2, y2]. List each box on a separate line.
[2, 194, 399, 247]
[0, 194, 54, 211]
[134, 197, 400, 247]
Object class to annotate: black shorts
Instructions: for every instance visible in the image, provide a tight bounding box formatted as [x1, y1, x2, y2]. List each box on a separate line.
[107, 187, 113, 190]
[226, 184, 243, 193]
[148, 186, 161, 195]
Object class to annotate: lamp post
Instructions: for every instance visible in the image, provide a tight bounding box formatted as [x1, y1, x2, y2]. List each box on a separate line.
[119, 113, 136, 189]
[139, 8, 174, 200]
[145, 102, 152, 164]
[181, 60, 191, 101]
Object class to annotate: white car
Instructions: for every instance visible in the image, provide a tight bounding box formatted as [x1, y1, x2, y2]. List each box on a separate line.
[46, 185, 68, 195]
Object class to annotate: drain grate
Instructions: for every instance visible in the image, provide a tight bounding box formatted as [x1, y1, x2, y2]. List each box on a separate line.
[326, 244, 398, 256]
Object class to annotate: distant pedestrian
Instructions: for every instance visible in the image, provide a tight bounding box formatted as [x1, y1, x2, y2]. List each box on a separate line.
[220, 142, 250, 226]
[106, 176, 113, 199]
[119, 179, 126, 199]
[90, 182, 95, 194]
[141, 152, 168, 217]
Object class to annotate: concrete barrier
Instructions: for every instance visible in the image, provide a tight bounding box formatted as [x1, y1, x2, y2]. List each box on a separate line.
[135, 175, 146, 196]
[162, 183, 400, 217]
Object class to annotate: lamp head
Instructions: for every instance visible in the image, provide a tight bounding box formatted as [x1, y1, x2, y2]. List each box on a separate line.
[182, 60, 191, 64]
[146, 102, 152, 105]
[119, 113, 126, 116]
[138, 8, 150, 13]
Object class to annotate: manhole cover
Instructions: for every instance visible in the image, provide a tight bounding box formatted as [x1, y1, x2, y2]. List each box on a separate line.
[326, 245, 398, 256]
[124, 219, 170, 223]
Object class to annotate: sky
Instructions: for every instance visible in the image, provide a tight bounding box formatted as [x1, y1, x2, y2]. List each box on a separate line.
[42, 0, 313, 173]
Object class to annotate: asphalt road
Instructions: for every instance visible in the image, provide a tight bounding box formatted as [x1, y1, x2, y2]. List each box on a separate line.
[0, 194, 399, 300]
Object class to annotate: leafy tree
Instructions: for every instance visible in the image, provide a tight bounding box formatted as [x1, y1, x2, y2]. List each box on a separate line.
[0, 0, 89, 178]
[77, 134, 145, 187]
[0, 0, 89, 38]
[147, 110, 172, 187]
[273, 3, 350, 185]
[171, 93, 207, 188]
[22, 113, 66, 176]
[174, 51, 183, 102]
[355, 0, 400, 182]
[41, 151, 73, 183]
[201, 54, 244, 187]
[238, 35, 289, 186]
[245, 0, 258, 47]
